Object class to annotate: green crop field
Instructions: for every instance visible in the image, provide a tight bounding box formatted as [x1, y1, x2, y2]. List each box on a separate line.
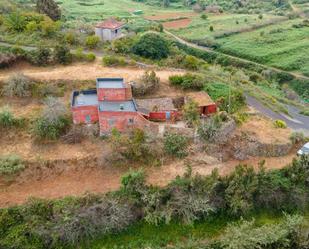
[216, 19, 309, 76]
[56, 0, 187, 23]
[171, 14, 285, 40]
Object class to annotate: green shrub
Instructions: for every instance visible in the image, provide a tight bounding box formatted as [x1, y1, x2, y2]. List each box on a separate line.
[85, 35, 100, 49]
[300, 110, 309, 116]
[132, 32, 169, 59]
[53, 44, 72, 65]
[121, 169, 146, 199]
[197, 113, 225, 142]
[32, 97, 70, 140]
[201, 14, 208, 19]
[132, 70, 160, 96]
[4, 12, 26, 32]
[209, 25, 214, 31]
[25, 20, 39, 33]
[169, 73, 204, 90]
[183, 100, 200, 127]
[102, 55, 127, 66]
[274, 119, 287, 129]
[36, 0, 61, 21]
[164, 133, 188, 158]
[289, 132, 305, 144]
[28, 46, 51, 66]
[85, 52, 96, 62]
[64, 32, 77, 45]
[111, 36, 136, 54]
[0, 154, 25, 176]
[183, 55, 199, 70]
[3, 73, 33, 97]
[40, 19, 60, 37]
[108, 128, 161, 166]
[0, 106, 15, 128]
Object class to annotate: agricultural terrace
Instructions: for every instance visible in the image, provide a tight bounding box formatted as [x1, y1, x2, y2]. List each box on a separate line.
[170, 14, 285, 38]
[57, 0, 189, 23]
[216, 18, 309, 76]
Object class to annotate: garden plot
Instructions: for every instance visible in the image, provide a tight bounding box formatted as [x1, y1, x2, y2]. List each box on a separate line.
[216, 19, 309, 76]
[163, 18, 192, 29]
[172, 14, 285, 40]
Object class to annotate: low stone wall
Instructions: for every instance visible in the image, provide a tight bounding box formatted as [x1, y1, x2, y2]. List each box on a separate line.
[212, 119, 237, 144]
[233, 135, 293, 160]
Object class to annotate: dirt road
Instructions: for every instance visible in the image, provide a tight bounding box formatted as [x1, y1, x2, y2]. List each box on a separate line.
[0, 152, 297, 207]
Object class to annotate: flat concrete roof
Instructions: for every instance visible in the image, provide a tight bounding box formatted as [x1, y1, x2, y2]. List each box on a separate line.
[96, 78, 124, 89]
[99, 100, 136, 112]
[72, 90, 98, 107]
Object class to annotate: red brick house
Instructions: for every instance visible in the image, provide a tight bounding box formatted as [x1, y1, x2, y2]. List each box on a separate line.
[71, 78, 151, 135]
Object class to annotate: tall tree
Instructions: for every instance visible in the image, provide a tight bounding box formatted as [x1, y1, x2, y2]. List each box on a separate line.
[36, 0, 61, 21]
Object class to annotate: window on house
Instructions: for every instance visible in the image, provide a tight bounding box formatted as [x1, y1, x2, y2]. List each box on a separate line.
[128, 118, 134, 124]
[115, 29, 118, 34]
[85, 115, 91, 123]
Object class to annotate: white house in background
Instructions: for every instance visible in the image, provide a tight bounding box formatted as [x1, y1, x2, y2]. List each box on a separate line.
[95, 18, 125, 41]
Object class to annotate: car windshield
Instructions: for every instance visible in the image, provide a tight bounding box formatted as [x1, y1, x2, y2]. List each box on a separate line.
[301, 147, 309, 153]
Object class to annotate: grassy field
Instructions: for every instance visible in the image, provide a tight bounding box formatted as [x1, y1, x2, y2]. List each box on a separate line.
[80, 212, 289, 249]
[216, 19, 309, 76]
[171, 14, 285, 40]
[56, 0, 188, 23]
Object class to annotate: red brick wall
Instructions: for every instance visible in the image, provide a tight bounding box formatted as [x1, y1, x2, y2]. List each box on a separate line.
[149, 111, 179, 121]
[97, 88, 126, 101]
[98, 111, 155, 134]
[72, 106, 99, 124]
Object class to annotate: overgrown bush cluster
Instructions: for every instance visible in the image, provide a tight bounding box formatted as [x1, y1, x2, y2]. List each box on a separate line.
[132, 70, 160, 96]
[32, 97, 70, 140]
[169, 73, 205, 90]
[106, 128, 163, 166]
[1, 155, 309, 248]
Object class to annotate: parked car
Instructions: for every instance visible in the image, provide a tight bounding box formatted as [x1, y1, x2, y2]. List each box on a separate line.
[297, 142, 309, 156]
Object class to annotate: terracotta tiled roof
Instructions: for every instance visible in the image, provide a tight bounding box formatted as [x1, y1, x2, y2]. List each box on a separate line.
[95, 18, 124, 29]
[186, 92, 215, 106]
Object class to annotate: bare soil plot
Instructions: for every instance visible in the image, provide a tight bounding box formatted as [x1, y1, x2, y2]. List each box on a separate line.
[145, 12, 197, 21]
[238, 115, 292, 144]
[163, 18, 192, 29]
[0, 61, 183, 84]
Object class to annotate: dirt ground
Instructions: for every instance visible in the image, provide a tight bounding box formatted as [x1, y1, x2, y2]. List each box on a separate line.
[238, 115, 292, 144]
[163, 18, 192, 29]
[145, 12, 197, 21]
[0, 61, 184, 83]
[0, 151, 297, 207]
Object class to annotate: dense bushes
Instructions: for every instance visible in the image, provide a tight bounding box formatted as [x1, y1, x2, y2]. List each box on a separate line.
[164, 133, 188, 158]
[27, 46, 52, 66]
[198, 112, 228, 142]
[53, 44, 72, 65]
[32, 97, 70, 140]
[132, 32, 170, 59]
[169, 73, 205, 90]
[0, 154, 24, 176]
[0, 106, 23, 129]
[2, 73, 33, 97]
[107, 128, 162, 166]
[85, 35, 100, 49]
[132, 70, 160, 96]
[102, 55, 127, 66]
[1, 155, 309, 248]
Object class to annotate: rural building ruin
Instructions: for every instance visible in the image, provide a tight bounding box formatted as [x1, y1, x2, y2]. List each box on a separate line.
[95, 18, 124, 41]
[71, 78, 217, 134]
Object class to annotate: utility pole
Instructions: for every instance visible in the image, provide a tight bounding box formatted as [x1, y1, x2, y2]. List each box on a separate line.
[228, 73, 232, 114]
